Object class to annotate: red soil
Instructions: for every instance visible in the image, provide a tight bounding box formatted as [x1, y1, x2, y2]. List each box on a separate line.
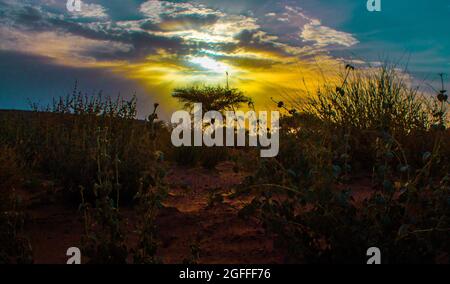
[20, 162, 284, 264]
[19, 161, 376, 264]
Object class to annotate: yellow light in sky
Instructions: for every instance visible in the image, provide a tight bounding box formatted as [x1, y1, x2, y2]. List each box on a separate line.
[189, 56, 230, 73]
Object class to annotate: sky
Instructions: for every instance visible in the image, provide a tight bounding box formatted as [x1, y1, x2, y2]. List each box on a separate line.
[0, 0, 449, 119]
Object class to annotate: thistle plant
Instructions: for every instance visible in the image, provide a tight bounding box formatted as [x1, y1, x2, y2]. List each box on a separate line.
[80, 128, 127, 264]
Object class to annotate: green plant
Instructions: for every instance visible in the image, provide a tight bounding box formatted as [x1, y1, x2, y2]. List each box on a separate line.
[80, 128, 128, 264]
[0, 147, 33, 264]
[172, 145, 201, 167]
[183, 238, 201, 264]
[132, 170, 167, 264]
[0, 86, 171, 205]
[133, 109, 168, 264]
[238, 65, 449, 263]
[172, 85, 251, 113]
[306, 65, 430, 133]
[200, 147, 229, 169]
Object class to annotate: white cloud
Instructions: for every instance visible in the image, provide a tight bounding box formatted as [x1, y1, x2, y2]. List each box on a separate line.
[0, 26, 131, 66]
[139, 0, 224, 23]
[139, 0, 164, 22]
[281, 5, 358, 48]
[301, 21, 359, 47]
[68, 2, 109, 19]
[138, 1, 259, 44]
[0, 0, 359, 70]
[188, 56, 230, 73]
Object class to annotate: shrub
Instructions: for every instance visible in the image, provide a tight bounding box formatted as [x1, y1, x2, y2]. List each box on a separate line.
[238, 65, 450, 263]
[200, 147, 229, 169]
[172, 146, 201, 167]
[0, 87, 171, 205]
[305, 65, 431, 134]
[0, 147, 33, 264]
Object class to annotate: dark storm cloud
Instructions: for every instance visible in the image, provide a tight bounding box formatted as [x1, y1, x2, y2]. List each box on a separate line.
[0, 0, 316, 64]
[0, 0, 364, 73]
[0, 3, 49, 30]
[140, 13, 221, 32]
[140, 20, 160, 31]
[15, 5, 43, 24]
[158, 13, 220, 30]
[0, 1, 187, 61]
[230, 30, 290, 57]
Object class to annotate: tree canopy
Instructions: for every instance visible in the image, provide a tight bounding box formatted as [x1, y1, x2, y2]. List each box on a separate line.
[172, 86, 252, 113]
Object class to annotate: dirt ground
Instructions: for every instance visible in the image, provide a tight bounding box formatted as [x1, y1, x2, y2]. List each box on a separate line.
[21, 162, 285, 264]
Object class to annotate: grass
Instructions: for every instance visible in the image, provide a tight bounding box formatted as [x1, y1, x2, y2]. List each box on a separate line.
[241, 65, 449, 263]
[0, 146, 33, 263]
[0, 65, 448, 263]
[306, 65, 431, 133]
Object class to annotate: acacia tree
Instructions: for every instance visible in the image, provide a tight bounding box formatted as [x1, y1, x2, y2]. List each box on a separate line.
[172, 85, 252, 113]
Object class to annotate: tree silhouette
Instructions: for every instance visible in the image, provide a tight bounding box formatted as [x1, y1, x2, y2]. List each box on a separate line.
[172, 85, 251, 113]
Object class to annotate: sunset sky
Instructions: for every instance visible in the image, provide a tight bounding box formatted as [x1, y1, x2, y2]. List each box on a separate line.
[0, 0, 449, 119]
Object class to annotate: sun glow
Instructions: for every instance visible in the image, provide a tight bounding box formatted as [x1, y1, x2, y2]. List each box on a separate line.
[188, 56, 230, 73]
